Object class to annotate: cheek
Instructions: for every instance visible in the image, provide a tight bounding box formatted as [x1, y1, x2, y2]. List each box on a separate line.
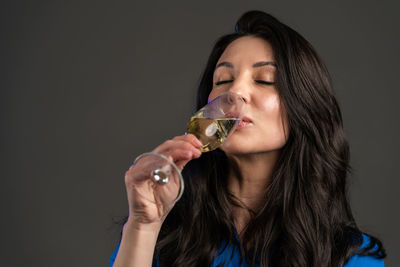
[260, 94, 281, 115]
[260, 94, 288, 139]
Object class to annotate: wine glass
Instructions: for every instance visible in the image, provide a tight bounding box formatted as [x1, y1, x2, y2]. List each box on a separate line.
[132, 92, 245, 205]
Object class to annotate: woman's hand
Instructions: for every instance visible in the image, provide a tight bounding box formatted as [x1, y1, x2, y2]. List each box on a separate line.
[124, 134, 202, 231]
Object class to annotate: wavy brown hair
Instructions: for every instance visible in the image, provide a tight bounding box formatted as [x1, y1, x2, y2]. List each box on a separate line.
[148, 11, 386, 266]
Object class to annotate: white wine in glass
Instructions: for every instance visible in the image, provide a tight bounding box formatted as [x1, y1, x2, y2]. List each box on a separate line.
[186, 117, 240, 152]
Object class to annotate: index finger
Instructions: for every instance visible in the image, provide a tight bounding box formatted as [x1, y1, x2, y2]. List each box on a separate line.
[173, 133, 203, 148]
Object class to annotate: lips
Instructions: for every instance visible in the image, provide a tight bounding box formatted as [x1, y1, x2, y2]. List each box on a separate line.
[237, 116, 252, 129]
[241, 116, 252, 123]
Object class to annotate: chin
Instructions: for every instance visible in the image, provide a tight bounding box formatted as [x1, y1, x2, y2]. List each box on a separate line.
[220, 138, 286, 156]
[220, 141, 250, 155]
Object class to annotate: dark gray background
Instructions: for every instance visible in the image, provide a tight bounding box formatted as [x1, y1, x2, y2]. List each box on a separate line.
[1, 0, 399, 266]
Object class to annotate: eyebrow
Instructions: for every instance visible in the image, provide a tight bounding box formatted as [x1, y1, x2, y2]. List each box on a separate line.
[215, 61, 277, 69]
[252, 61, 277, 68]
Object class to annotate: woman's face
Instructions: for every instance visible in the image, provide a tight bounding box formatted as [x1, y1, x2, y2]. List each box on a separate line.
[208, 36, 288, 155]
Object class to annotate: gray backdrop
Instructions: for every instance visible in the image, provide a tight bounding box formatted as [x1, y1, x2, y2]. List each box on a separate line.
[1, 0, 399, 266]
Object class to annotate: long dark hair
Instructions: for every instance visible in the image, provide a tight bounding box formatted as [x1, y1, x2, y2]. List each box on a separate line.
[154, 11, 386, 266]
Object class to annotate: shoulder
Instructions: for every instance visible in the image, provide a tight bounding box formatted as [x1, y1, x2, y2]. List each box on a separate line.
[344, 234, 385, 267]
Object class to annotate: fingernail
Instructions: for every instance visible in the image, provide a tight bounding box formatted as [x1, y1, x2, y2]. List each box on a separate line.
[185, 132, 188, 136]
[131, 162, 135, 166]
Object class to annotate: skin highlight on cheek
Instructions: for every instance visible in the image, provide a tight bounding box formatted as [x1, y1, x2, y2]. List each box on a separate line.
[262, 94, 281, 112]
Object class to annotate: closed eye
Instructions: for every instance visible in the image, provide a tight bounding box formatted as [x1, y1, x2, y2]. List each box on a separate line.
[255, 80, 275, 85]
[215, 80, 233, 85]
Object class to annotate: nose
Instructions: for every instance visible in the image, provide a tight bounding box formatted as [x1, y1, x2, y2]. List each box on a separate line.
[227, 77, 250, 104]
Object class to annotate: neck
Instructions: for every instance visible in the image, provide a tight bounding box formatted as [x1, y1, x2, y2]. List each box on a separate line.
[225, 150, 280, 235]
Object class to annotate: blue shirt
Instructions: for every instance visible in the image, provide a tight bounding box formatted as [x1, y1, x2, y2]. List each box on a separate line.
[110, 234, 384, 266]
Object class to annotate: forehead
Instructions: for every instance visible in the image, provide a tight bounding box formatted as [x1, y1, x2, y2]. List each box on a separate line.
[217, 36, 275, 65]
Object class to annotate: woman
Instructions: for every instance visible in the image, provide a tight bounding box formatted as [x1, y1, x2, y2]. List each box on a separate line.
[111, 10, 386, 266]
